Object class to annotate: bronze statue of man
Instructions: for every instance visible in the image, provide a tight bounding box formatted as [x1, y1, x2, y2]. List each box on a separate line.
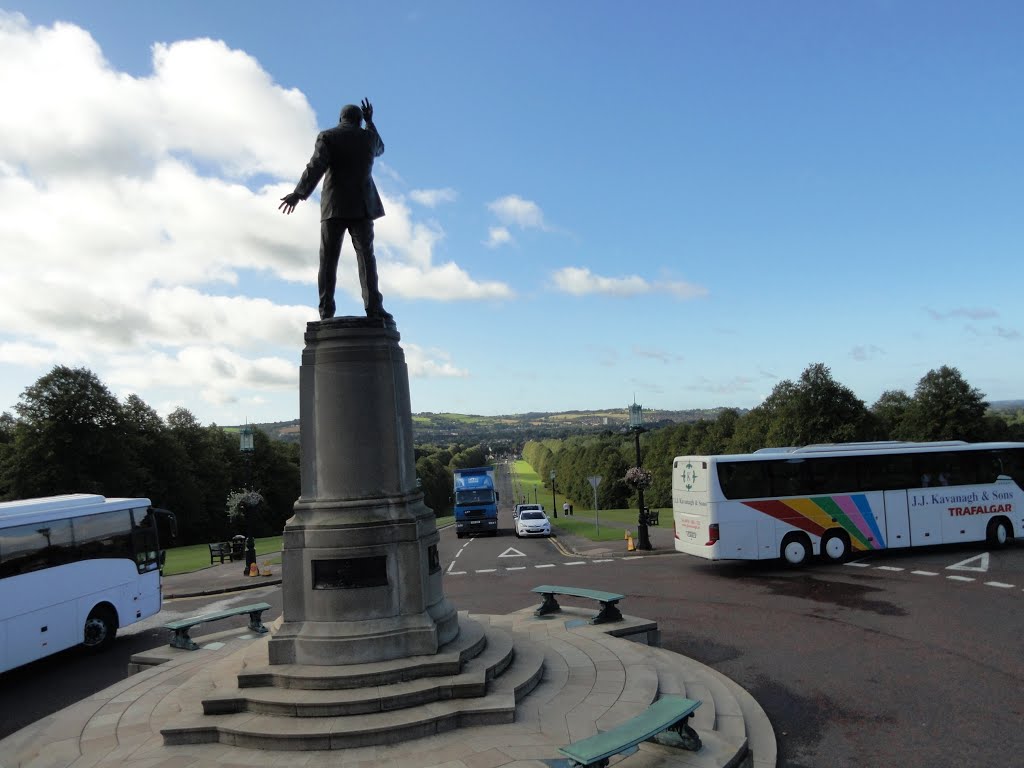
[279, 98, 389, 322]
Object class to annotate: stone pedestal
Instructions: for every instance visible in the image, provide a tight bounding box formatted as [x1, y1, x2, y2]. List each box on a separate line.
[268, 318, 459, 666]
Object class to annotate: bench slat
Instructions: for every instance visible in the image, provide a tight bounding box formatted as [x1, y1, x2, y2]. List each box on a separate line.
[531, 585, 624, 602]
[164, 602, 271, 630]
[559, 696, 701, 765]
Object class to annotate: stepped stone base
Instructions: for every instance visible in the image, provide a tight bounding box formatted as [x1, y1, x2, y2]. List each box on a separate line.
[2, 608, 776, 768]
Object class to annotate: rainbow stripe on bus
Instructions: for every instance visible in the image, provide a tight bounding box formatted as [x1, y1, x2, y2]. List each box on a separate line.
[742, 494, 886, 551]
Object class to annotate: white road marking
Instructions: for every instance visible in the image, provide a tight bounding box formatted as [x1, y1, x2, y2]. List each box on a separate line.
[947, 575, 974, 582]
[594, 559, 615, 563]
[984, 581, 1014, 589]
[498, 547, 526, 558]
[535, 563, 556, 568]
[911, 570, 939, 576]
[621, 557, 645, 562]
[447, 571, 467, 575]
[947, 553, 989, 572]
[845, 560, 872, 567]
[877, 566, 904, 571]
[475, 569, 497, 573]
[506, 566, 526, 571]
[564, 561, 586, 566]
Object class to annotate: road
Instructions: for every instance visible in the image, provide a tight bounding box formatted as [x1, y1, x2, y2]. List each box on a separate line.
[3, 525, 1022, 768]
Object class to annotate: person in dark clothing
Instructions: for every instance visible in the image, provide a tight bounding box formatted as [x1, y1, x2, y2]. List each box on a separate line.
[279, 98, 389, 322]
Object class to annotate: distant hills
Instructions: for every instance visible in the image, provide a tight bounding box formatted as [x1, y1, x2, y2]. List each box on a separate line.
[244, 401, 1024, 445]
[246, 407, 741, 445]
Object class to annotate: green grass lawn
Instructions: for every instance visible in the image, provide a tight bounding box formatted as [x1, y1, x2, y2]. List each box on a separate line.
[162, 535, 283, 576]
[163, 516, 456, 576]
[511, 458, 667, 543]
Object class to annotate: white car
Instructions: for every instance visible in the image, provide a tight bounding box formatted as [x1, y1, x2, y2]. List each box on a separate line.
[513, 503, 543, 520]
[515, 509, 551, 538]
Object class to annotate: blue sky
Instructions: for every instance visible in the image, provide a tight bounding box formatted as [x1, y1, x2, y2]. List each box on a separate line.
[1, 2, 1022, 426]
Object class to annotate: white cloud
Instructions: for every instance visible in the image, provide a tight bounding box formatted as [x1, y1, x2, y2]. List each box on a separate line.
[404, 344, 470, 378]
[552, 267, 649, 296]
[850, 344, 884, 361]
[926, 307, 999, 321]
[0, 14, 498, 418]
[485, 227, 512, 248]
[664, 280, 710, 299]
[551, 267, 708, 299]
[409, 187, 457, 207]
[487, 194, 547, 229]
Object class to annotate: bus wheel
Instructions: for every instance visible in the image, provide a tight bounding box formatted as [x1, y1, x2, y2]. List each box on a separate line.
[987, 517, 1012, 548]
[83, 606, 117, 651]
[821, 531, 850, 563]
[781, 534, 810, 566]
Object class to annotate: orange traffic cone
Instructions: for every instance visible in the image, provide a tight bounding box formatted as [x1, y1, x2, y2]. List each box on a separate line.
[248, 562, 259, 577]
[626, 532, 635, 552]
[261, 561, 273, 576]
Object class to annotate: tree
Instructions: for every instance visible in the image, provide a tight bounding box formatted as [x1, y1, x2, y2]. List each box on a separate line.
[6, 366, 131, 498]
[416, 455, 453, 515]
[449, 444, 487, 470]
[760, 363, 871, 448]
[900, 366, 987, 441]
[870, 390, 912, 440]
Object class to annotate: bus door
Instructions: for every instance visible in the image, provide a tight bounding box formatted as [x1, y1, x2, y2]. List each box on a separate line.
[882, 490, 911, 549]
[756, 516, 777, 559]
[907, 492, 943, 546]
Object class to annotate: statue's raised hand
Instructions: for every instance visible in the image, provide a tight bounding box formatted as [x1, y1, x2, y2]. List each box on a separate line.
[361, 98, 373, 122]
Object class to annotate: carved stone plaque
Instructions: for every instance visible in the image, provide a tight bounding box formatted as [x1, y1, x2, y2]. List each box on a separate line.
[312, 556, 388, 589]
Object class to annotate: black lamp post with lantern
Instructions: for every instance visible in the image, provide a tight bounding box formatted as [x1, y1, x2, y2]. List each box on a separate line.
[627, 401, 653, 551]
[238, 424, 258, 574]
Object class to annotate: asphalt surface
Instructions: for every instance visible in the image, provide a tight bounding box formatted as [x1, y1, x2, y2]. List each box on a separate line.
[3, 517, 1022, 768]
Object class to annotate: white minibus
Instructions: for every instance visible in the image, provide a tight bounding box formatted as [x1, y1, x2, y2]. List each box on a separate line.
[0, 494, 176, 672]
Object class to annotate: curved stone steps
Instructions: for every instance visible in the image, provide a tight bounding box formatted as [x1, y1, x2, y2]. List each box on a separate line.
[161, 625, 546, 751]
[200, 624, 514, 717]
[235, 615, 487, 690]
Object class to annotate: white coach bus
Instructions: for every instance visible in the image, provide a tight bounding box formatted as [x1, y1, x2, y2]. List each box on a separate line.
[0, 494, 176, 672]
[673, 441, 1023, 565]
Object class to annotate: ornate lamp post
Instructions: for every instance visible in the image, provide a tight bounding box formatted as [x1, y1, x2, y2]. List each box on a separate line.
[239, 424, 255, 488]
[238, 424, 257, 573]
[627, 401, 652, 550]
[550, 470, 558, 518]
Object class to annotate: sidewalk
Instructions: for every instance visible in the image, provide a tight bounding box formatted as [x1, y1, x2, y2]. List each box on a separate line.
[162, 553, 282, 598]
[550, 512, 679, 557]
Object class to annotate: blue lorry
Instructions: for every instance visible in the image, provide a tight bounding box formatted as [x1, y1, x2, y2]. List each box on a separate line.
[453, 466, 499, 538]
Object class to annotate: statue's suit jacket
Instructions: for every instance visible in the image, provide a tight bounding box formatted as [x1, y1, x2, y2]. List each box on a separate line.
[293, 121, 385, 222]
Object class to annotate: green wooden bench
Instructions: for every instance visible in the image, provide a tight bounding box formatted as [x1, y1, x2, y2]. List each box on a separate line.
[558, 695, 702, 767]
[164, 602, 272, 650]
[532, 585, 624, 624]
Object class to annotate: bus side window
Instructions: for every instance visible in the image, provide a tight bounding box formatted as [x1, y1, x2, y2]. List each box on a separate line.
[769, 459, 808, 497]
[807, 456, 858, 495]
[992, 448, 1024, 485]
[718, 462, 770, 499]
[861, 454, 915, 492]
[0, 519, 74, 577]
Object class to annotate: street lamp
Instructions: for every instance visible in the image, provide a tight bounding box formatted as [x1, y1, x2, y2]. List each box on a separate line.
[627, 401, 652, 550]
[239, 423, 255, 489]
[238, 423, 257, 573]
[550, 470, 557, 518]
